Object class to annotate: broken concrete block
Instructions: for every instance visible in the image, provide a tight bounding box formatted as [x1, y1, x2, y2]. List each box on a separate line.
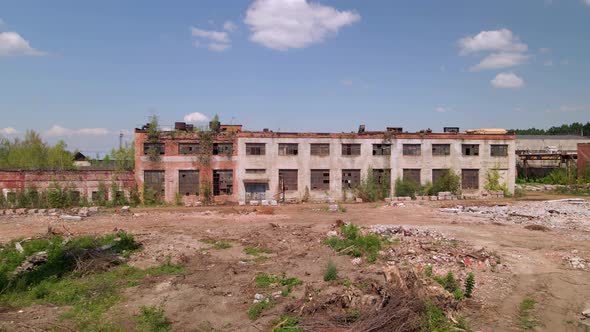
[60, 214, 82, 221]
[238, 201, 246, 206]
[121, 206, 130, 212]
[15, 208, 27, 215]
[27, 209, 37, 215]
[194, 201, 203, 207]
[78, 207, 89, 217]
[356, 198, 363, 203]
[270, 200, 278, 206]
[37, 209, 46, 215]
[328, 204, 339, 212]
[250, 200, 259, 206]
[429, 196, 438, 201]
[261, 200, 269, 206]
[5, 209, 15, 215]
[88, 206, 99, 213]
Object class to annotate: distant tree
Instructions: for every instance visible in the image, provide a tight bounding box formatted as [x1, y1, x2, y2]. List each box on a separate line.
[511, 121, 590, 136]
[0, 130, 75, 170]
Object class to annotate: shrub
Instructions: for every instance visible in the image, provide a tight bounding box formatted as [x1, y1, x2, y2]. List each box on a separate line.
[394, 177, 418, 198]
[484, 169, 510, 195]
[356, 168, 390, 202]
[129, 184, 141, 207]
[136, 305, 171, 332]
[110, 181, 128, 207]
[323, 260, 338, 281]
[322, 223, 388, 263]
[248, 300, 275, 320]
[96, 182, 109, 207]
[272, 315, 303, 332]
[464, 272, 475, 298]
[431, 170, 461, 195]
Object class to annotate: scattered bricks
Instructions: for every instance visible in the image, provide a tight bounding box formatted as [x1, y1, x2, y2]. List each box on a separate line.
[398, 196, 412, 201]
[326, 198, 336, 204]
[78, 207, 89, 217]
[250, 200, 259, 206]
[429, 196, 438, 201]
[194, 201, 203, 207]
[88, 206, 99, 214]
[261, 200, 269, 206]
[462, 194, 480, 200]
[328, 204, 339, 212]
[60, 214, 82, 221]
[37, 209, 46, 215]
[15, 208, 27, 215]
[238, 201, 246, 206]
[5, 209, 15, 215]
[48, 209, 58, 214]
[270, 200, 278, 206]
[27, 209, 37, 215]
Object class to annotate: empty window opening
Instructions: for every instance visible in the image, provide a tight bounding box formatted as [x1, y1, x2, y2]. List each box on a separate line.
[342, 144, 361, 156]
[403, 144, 421, 156]
[179, 143, 200, 155]
[143, 143, 165, 155]
[372, 144, 391, 156]
[462, 169, 479, 189]
[278, 143, 298, 156]
[432, 144, 450, 156]
[310, 143, 330, 156]
[279, 170, 298, 191]
[491, 144, 508, 157]
[462, 144, 479, 156]
[403, 169, 421, 185]
[213, 170, 233, 195]
[245, 169, 266, 174]
[311, 170, 330, 190]
[372, 169, 391, 184]
[342, 169, 361, 189]
[144, 170, 165, 199]
[179, 170, 199, 196]
[213, 143, 234, 156]
[246, 143, 266, 155]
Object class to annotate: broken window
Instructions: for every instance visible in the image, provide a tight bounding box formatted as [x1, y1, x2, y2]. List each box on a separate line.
[311, 169, 330, 190]
[462, 169, 479, 189]
[342, 169, 361, 189]
[91, 191, 105, 202]
[278, 143, 298, 156]
[403, 144, 421, 156]
[143, 143, 165, 155]
[372, 144, 391, 156]
[432, 169, 450, 185]
[490, 144, 508, 157]
[213, 143, 233, 156]
[432, 144, 450, 156]
[245, 169, 266, 174]
[246, 143, 266, 155]
[213, 170, 233, 195]
[279, 170, 298, 191]
[372, 169, 391, 184]
[144, 170, 165, 198]
[179, 143, 200, 155]
[310, 143, 330, 156]
[341, 144, 361, 156]
[462, 144, 479, 156]
[179, 170, 199, 196]
[403, 169, 421, 185]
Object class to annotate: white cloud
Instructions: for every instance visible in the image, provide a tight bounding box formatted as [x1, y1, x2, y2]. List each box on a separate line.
[458, 28, 527, 54]
[0, 127, 19, 135]
[184, 112, 209, 123]
[223, 21, 238, 32]
[491, 72, 524, 89]
[435, 106, 452, 113]
[244, 0, 360, 51]
[585, 0, 590, 6]
[208, 42, 231, 52]
[44, 125, 110, 137]
[470, 52, 530, 71]
[190, 27, 229, 43]
[0, 31, 45, 56]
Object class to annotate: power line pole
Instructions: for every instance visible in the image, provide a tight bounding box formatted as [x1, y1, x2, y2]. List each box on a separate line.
[119, 132, 123, 150]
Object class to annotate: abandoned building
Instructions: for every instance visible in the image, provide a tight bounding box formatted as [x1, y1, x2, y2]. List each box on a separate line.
[135, 123, 516, 203]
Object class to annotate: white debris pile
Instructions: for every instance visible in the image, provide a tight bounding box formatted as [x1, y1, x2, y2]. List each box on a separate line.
[441, 199, 590, 231]
[369, 224, 451, 241]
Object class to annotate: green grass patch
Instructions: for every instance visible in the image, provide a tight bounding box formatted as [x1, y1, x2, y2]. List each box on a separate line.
[136, 305, 171, 332]
[323, 260, 338, 282]
[255, 272, 302, 289]
[244, 247, 271, 256]
[248, 300, 276, 320]
[421, 302, 470, 332]
[201, 239, 232, 249]
[271, 315, 303, 332]
[322, 223, 390, 263]
[516, 298, 538, 330]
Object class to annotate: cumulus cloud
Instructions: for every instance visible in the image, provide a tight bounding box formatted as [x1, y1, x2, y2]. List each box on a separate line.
[491, 72, 525, 89]
[0, 127, 19, 135]
[244, 0, 360, 51]
[435, 106, 451, 113]
[458, 29, 527, 54]
[223, 21, 238, 32]
[470, 52, 530, 71]
[0, 31, 45, 56]
[184, 112, 209, 123]
[44, 125, 110, 137]
[208, 43, 231, 52]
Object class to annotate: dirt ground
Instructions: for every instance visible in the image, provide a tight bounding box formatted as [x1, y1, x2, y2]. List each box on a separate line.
[1, 196, 589, 331]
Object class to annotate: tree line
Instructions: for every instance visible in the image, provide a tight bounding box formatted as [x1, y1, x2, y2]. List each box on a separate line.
[510, 122, 590, 136]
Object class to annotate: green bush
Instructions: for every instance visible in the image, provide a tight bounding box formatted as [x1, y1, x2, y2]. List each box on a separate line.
[136, 305, 171, 332]
[464, 272, 475, 298]
[323, 223, 388, 263]
[356, 168, 390, 202]
[394, 177, 418, 198]
[484, 169, 510, 195]
[430, 169, 461, 195]
[323, 260, 338, 281]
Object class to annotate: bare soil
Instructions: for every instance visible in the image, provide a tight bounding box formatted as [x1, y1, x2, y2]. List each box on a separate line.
[0, 199, 589, 331]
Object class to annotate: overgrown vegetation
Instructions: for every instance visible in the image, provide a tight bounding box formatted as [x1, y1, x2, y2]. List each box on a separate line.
[394, 169, 461, 198]
[0, 233, 184, 331]
[201, 239, 232, 249]
[323, 260, 338, 281]
[464, 272, 475, 298]
[355, 168, 390, 202]
[516, 298, 538, 330]
[248, 272, 302, 320]
[271, 315, 303, 332]
[136, 305, 171, 332]
[323, 223, 389, 263]
[244, 246, 271, 256]
[0, 131, 75, 170]
[484, 168, 510, 196]
[248, 299, 275, 320]
[421, 302, 468, 332]
[430, 271, 476, 301]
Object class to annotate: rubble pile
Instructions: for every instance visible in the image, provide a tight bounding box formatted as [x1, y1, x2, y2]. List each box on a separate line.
[441, 199, 590, 232]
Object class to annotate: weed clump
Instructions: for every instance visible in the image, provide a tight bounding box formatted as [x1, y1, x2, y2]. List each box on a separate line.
[516, 298, 537, 330]
[323, 260, 338, 281]
[248, 300, 275, 320]
[271, 315, 303, 332]
[464, 272, 475, 298]
[136, 305, 171, 332]
[201, 239, 232, 249]
[322, 223, 388, 263]
[244, 247, 271, 256]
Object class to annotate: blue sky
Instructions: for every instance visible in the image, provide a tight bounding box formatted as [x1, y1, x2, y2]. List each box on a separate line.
[1, 0, 589, 155]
